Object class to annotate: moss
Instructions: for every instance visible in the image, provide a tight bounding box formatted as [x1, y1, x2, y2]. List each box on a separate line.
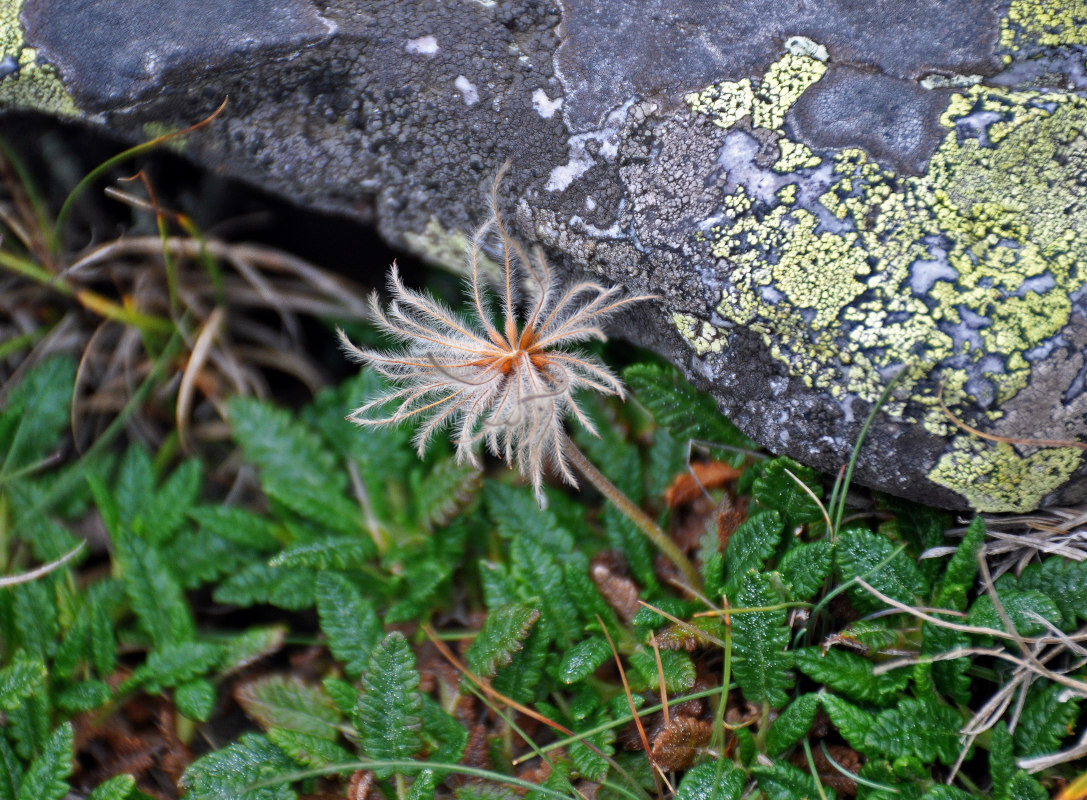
[0, 0, 78, 116]
[682, 44, 1087, 511]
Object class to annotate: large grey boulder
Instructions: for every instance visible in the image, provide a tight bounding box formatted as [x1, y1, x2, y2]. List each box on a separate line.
[3, 0, 1086, 512]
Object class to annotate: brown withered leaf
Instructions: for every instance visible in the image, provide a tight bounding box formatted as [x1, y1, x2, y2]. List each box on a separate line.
[650, 716, 714, 771]
[590, 555, 640, 622]
[347, 770, 375, 800]
[665, 462, 744, 508]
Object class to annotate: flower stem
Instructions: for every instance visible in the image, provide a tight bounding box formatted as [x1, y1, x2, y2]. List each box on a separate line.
[562, 436, 701, 590]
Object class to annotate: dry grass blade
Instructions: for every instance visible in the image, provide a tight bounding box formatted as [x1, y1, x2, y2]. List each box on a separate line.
[0, 541, 84, 587]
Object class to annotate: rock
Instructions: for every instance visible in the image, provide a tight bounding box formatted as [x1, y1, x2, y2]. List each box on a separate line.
[2, 0, 1085, 512]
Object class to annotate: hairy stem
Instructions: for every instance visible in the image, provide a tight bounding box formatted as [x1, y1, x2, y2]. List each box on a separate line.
[562, 435, 701, 590]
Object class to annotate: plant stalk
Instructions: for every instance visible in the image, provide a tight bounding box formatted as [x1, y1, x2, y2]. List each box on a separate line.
[562, 436, 701, 590]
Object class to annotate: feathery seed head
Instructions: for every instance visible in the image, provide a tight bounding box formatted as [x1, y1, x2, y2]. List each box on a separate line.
[339, 167, 652, 505]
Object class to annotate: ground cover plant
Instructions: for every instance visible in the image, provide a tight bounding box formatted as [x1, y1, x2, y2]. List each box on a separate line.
[1, 133, 1086, 800]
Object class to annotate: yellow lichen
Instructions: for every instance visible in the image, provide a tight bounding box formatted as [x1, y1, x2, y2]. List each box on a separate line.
[1001, 0, 1087, 50]
[0, 0, 78, 117]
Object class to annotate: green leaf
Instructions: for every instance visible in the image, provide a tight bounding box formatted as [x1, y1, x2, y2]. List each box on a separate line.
[86, 774, 137, 800]
[794, 647, 908, 706]
[919, 787, 973, 800]
[1006, 771, 1048, 800]
[752, 457, 824, 531]
[315, 572, 381, 679]
[729, 571, 793, 708]
[765, 693, 819, 756]
[356, 632, 424, 776]
[486, 483, 575, 555]
[989, 721, 1015, 798]
[0, 658, 46, 712]
[510, 536, 580, 647]
[835, 527, 926, 615]
[323, 678, 358, 716]
[723, 510, 783, 596]
[623, 362, 755, 454]
[1017, 557, 1087, 630]
[967, 590, 1061, 638]
[10, 579, 57, 659]
[124, 641, 223, 693]
[175, 680, 217, 722]
[466, 603, 540, 679]
[266, 728, 353, 769]
[420, 695, 469, 764]
[220, 626, 287, 676]
[676, 760, 744, 800]
[558, 636, 612, 684]
[751, 761, 834, 800]
[385, 557, 455, 623]
[1, 355, 74, 475]
[15, 723, 73, 800]
[189, 505, 282, 551]
[54, 680, 111, 713]
[820, 693, 872, 750]
[271, 536, 375, 570]
[492, 626, 551, 704]
[214, 563, 317, 611]
[236, 675, 342, 741]
[180, 733, 297, 800]
[863, 698, 964, 765]
[1014, 683, 1079, 757]
[778, 539, 833, 601]
[933, 517, 985, 611]
[165, 529, 259, 589]
[114, 533, 194, 646]
[141, 458, 202, 544]
[0, 736, 21, 800]
[411, 456, 480, 529]
[629, 649, 696, 694]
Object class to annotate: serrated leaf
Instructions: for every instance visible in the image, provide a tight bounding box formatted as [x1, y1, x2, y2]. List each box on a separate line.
[86, 774, 137, 800]
[125, 641, 223, 693]
[778, 539, 833, 601]
[751, 761, 834, 800]
[10, 579, 57, 659]
[0, 736, 21, 800]
[165, 529, 259, 589]
[492, 626, 551, 704]
[933, 517, 985, 611]
[676, 760, 744, 800]
[54, 680, 111, 713]
[180, 733, 297, 800]
[1006, 771, 1048, 800]
[863, 698, 964, 765]
[270, 536, 374, 570]
[510, 536, 580, 647]
[1017, 557, 1087, 630]
[142, 458, 202, 544]
[15, 723, 72, 800]
[558, 636, 612, 684]
[794, 647, 908, 706]
[922, 621, 971, 705]
[835, 527, 926, 616]
[220, 626, 286, 676]
[323, 678, 358, 716]
[623, 362, 755, 454]
[0, 658, 46, 712]
[967, 590, 1061, 638]
[989, 722, 1014, 798]
[6, 689, 50, 759]
[465, 603, 540, 679]
[820, 693, 871, 750]
[114, 533, 193, 646]
[385, 557, 455, 623]
[1014, 683, 1079, 757]
[214, 563, 317, 611]
[766, 693, 819, 756]
[176, 680, 217, 722]
[723, 510, 783, 596]
[189, 505, 282, 551]
[629, 649, 696, 694]
[486, 482, 575, 555]
[729, 571, 793, 708]
[315, 572, 381, 679]
[356, 632, 424, 776]
[2, 355, 74, 475]
[455, 786, 517, 800]
[919, 787, 973, 800]
[420, 695, 468, 764]
[751, 457, 824, 531]
[236, 675, 342, 740]
[267, 728, 353, 769]
[411, 457, 480, 530]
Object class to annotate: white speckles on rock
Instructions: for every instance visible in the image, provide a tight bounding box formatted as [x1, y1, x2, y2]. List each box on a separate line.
[545, 98, 635, 191]
[784, 35, 828, 62]
[532, 88, 563, 118]
[405, 36, 439, 55]
[584, 196, 596, 211]
[454, 75, 479, 105]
